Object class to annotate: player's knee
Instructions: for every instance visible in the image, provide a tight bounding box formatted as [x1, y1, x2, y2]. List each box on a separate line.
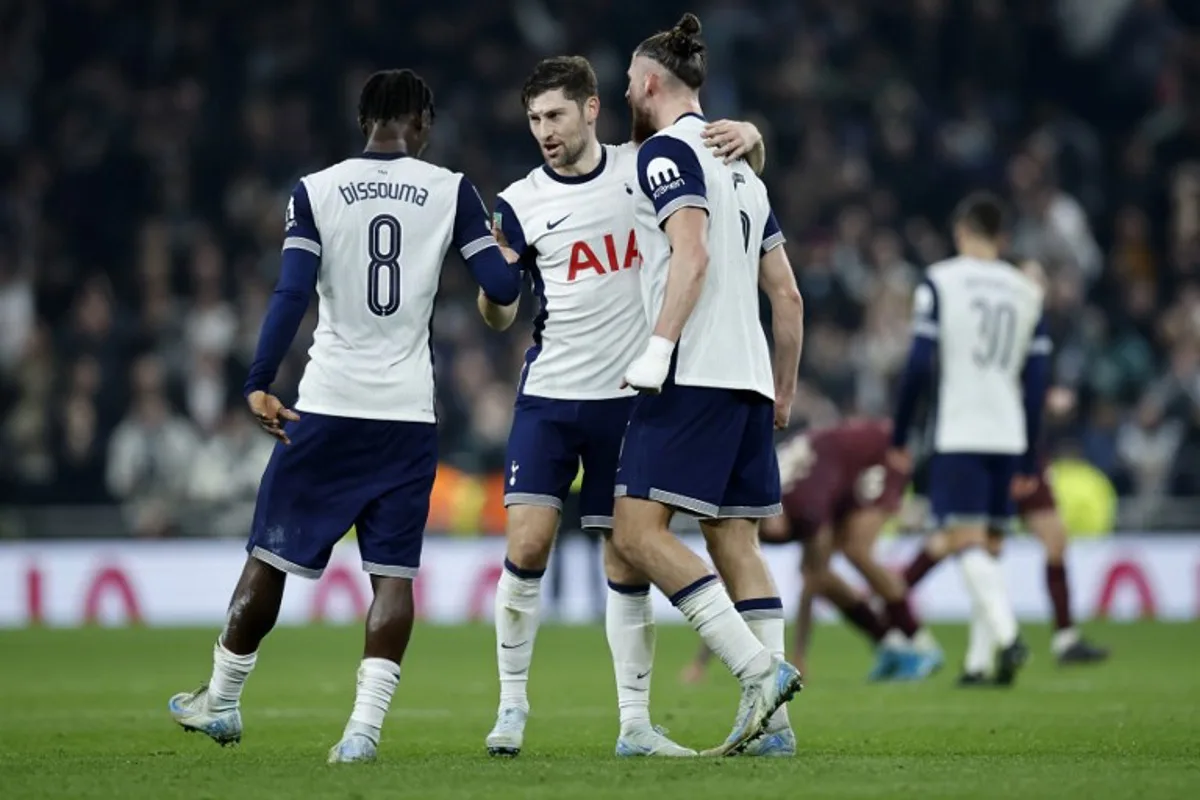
[505, 505, 559, 571]
[1032, 514, 1067, 562]
[947, 525, 987, 553]
[841, 540, 871, 569]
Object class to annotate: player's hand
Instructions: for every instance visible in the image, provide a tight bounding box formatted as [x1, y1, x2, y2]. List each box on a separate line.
[886, 447, 912, 475]
[680, 661, 706, 685]
[701, 119, 761, 164]
[773, 394, 793, 430]
[247, 390, 300, 445]
[621, 336, 675, 394]
[491, 224, 519, 265]
[1011, 474, 1039, 501]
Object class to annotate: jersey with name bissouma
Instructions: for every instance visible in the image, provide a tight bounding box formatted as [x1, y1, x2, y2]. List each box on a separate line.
[632, 114, 784, 400]
[495, 144, 646, 400]
[902, 256, 1049, 454]
[243, 152, 519, 423]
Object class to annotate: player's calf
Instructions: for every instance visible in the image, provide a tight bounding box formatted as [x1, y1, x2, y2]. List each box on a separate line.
[949, 525, 1020, 651]
[168, 557, 283, 744]
[487, 504, 559, 756]
[328, 576, 412, 758]
[603, 538, 658, 737]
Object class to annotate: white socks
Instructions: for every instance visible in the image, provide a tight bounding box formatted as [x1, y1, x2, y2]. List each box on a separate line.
[964, 607, 995, 676]
[674, 577, 772, 682]
[738, 599, 789, 729]
[346, 657, 401, 744]
[959, 548, 1018, 648]
[208, 639, 257, 711]
[606, 583, 655, 730]
[1052, 627, 1081, 656]
[494, 560, 544, 713]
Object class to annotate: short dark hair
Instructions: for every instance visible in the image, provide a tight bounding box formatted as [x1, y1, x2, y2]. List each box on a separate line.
[635, 13, 706, 90]
[953, 191, 1007, 240]
[520, 56, 598, 108]
[358, 69, 435, 131]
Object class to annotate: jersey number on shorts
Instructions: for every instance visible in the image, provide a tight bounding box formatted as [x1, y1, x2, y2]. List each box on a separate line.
[366, 214, 403, 317]
[970, 298, 1016, 369]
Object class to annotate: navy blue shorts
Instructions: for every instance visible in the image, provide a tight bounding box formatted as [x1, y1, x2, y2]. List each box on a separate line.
[615, 383, 781, 519]
[248, 413, 437, 579]
[928, 452, 1018, 529]
[504, 395, 634, 529]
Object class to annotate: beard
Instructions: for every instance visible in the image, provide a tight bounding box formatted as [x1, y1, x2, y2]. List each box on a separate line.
[551, 133, 589, 169]
[630, 100, 656, 144]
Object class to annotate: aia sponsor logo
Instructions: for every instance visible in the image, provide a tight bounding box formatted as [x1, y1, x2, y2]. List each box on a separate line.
[567, 231, 640, 281]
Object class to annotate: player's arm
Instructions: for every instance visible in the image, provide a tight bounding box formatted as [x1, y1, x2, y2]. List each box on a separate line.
[243, 181, 320, 443]
[890, 279, 939, 465]
[759, 214, 803, 429]
[700, 119, 766, 174]
[624, 136, 709, 392]
[477, 196, 531, 331]
[453, 177, 521, 327]
[1019, 316, 1053, 477]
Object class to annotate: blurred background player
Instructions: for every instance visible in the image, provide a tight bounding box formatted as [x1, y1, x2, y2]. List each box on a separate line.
[167, 70, 520, 763]
[612, 14, 805, 757]
[890, 192, 1051, 687]
[901, 259, 1109, 671]
[481, 55, 766, 759]
[682, 418, 942, 685]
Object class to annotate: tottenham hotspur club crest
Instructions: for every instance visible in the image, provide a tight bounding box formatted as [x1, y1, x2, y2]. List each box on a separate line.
[509, 461, 520, 487]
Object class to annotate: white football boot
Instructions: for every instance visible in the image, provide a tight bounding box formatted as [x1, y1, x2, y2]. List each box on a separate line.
[168, 685, 242, 746]
[485, 706, 528, 757]
[615, 724, 697, 757]
[328, 722, 378, 764]
[702, 656, 803, 757]
[741, 722, 796, 757]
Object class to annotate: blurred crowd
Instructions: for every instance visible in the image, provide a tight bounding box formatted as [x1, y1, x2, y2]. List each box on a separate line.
[2, 0, 1200, 533]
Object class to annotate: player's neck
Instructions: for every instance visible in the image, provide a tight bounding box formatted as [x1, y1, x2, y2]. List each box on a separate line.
[653, 96, 703, 131]
[552, 137, 602, 177]
[957, 240, 999, 261]
[364, 133, 411, 156]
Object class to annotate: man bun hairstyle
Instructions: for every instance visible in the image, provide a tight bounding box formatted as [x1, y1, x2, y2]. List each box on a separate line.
[635, 12, 707, 90]
[358, 69, 436, 133]
[521, 56, 599, 108]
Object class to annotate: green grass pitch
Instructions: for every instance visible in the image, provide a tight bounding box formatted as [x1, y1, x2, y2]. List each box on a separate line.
[1, 622, 1197, 799]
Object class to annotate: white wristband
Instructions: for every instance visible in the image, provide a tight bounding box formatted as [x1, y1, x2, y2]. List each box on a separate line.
[646, 335, 676, 360]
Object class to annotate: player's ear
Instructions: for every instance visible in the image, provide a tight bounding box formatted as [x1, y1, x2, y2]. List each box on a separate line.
[585, 95, 600, 125]
[643, 70, 659, 98]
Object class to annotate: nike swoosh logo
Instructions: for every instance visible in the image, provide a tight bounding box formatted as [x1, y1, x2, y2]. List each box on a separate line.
[546, 214, 571, 230]
[500, 641, 528, 650]
[636, 670, 652, 680]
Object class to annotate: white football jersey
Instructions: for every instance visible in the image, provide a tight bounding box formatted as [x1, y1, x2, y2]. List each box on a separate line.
[495, 144, 646, 399]
[633, 114, 782, 400]
[285, 153, 498, 422]
[916, 256, 1049, 453]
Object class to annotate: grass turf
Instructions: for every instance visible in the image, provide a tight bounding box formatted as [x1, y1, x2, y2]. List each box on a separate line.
[0, 621, 1197, 799]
